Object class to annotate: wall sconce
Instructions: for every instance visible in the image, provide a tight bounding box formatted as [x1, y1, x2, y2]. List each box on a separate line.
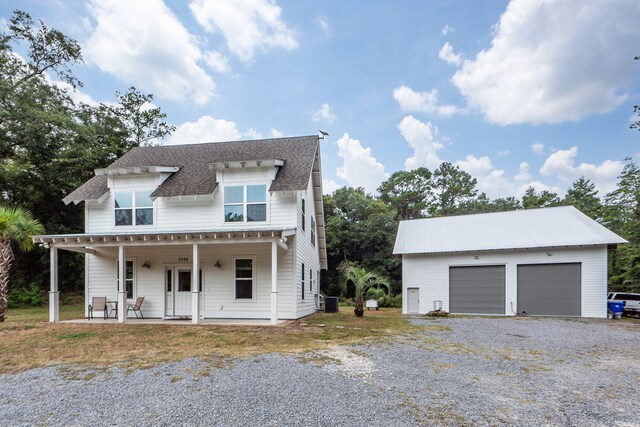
[546, 252, 553, 257]
[141, 260, 151, 269]
[214, 260, 222, 269]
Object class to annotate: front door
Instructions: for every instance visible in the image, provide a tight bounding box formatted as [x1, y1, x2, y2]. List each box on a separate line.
[175, 268, 192, 316]
[407, 288, 419, 314]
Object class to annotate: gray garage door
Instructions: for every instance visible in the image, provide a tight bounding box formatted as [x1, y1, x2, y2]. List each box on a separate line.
[449, 266, 505, 314]
[517, 263, 581, 316]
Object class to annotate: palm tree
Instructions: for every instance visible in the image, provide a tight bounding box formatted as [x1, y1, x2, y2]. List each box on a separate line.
[0, 205, 44, 322]
[341, 264, 390, 317]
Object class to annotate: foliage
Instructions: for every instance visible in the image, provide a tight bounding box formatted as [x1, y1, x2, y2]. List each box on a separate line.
[115, 87, 176, 146]
[7, 284, 43, 308]
[430, 162, 478, 216]
[521, 187, 561, 209]
[0, 205, 44, 321]
[340, 263, 390, 317]
[378, 168, 432, 220]
[563, 177, 602, 220]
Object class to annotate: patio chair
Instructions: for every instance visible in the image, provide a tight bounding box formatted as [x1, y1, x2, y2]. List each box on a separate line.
[88, 297, 108, 320]
[127, 296, 145, 319]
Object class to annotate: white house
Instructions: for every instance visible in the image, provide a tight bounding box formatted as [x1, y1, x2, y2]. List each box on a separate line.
[393, 206, 626, 318]
[33, 135, 327, 324]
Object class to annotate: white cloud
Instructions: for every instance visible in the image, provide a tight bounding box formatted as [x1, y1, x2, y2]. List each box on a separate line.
[335, 133, 388, 193]
[438, 42, 462, 66]
[393, 85, 461, 117]
[311, 103, 336, 124]
[316, 16, 330, 36]
[322, 179, 341, 195]
[455, 155, 516, 197]
[166, 116, 241, 144]
[452, 0, 640, 125]
[189, 0, 297, 63]
[270, 128, 284, 138]
[539, 146, 624, 194]
[204, 51, 230, 74]
[398, 116, 444, 170]
[514, 162, 532, 182]
[497, 150, 510, 157]
[85, 0, 215, 106]
[531, 143, 545, 155]
[441, 24, 454, 35]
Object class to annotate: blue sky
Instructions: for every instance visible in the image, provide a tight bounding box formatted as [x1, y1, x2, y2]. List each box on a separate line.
[2, 0, 639, 198]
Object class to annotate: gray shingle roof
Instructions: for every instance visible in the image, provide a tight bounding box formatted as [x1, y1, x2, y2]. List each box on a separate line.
[63, 135, 319, 204]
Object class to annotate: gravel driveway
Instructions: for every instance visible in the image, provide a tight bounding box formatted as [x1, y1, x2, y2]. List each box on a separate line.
[1, 317, 639, 426]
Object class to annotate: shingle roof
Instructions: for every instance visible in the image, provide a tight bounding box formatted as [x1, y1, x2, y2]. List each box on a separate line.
[63, 136, 319, 204]
[393, 206, 627, 255]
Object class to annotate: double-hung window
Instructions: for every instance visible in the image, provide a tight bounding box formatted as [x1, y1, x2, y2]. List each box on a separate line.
[235, 258, 254, 299]
[311, 216, 316, 246]
[115, 191, 154, 226]
[301, 197, 306, 231]
[224, 185, 267, 222]
[116, 260, 135, 299]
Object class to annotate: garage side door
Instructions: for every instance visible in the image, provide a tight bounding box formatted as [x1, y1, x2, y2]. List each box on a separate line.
[449, 266, 505, 314]
[517, 263, 581, 316]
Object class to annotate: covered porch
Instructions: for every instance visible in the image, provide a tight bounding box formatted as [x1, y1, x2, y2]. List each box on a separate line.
[33, 228, 295, 325]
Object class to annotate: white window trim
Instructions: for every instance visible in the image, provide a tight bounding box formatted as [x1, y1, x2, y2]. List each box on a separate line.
[113, 189, 156, 228]
[301, 195, 306, 232]
[233, 256, 257, 302]
[223, 184, 269, 224]
[116, 257, 136, 301]
[311, 216, 316, 246]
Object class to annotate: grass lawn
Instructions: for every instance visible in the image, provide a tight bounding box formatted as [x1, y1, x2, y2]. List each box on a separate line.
[0, 304, 414, 374]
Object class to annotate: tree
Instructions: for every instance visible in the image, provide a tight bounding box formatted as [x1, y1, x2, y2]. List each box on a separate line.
[378, 168, 432, 220]
[455, 194, 521, 215]
[430, 162, 478, 216]
[341, 263, 390, 317]
[522, 187, 560, 209]
[0, 205, 44, 321]
[115, 87, 175, 146]
[563, 177, 602, 220]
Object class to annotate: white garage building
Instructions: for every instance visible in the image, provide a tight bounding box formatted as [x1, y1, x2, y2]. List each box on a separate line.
[393, 206, 626, 318]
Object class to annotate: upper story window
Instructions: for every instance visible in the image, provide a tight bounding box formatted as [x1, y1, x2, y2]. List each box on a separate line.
[301, 197, 306, 231]
[115, 191, 153, 226]
[224, 184, 267, 222]
[311, 216, 316, 246]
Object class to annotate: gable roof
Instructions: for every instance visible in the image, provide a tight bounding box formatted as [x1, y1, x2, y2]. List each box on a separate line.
[393, 206, 627, 255]
[63, 135, 319, 205]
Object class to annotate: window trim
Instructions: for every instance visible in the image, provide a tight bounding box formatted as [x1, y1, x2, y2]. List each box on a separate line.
[116, 258, 136, 300]
[233, 256, 257, 301]
[301, 196, 306, 232]
[223, 184, 268, 223]
[301, 262, 305, 300]
[114, 190, 155, 227]
[311, 216, 316, 246]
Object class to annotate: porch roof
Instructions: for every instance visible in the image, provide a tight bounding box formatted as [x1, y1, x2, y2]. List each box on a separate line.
[32, 228, 296, 251]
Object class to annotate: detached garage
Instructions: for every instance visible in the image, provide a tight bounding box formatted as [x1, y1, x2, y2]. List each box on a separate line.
[394, 206, 626, 318]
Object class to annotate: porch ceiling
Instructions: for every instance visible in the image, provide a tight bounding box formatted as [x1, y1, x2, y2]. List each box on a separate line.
[32, 228, 296, 250]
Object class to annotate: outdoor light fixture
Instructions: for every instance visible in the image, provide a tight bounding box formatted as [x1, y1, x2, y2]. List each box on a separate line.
[546, 252, 553, 257]
[141, 260, 151, 269]
[214, 260, 222, 269]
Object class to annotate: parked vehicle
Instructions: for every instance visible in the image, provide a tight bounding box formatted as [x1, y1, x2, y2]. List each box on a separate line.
[608, 292, 640, 313]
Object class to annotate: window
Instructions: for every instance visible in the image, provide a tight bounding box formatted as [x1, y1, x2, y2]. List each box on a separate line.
[117, 260, 135, 299]
[177, 269, 203, 292]
[115, 190, 153, 226]
[224, 185, 267, 222]
[309, 268, 312, 291]
[166, 268, 172, 292]
[301, 197, 306, 231]
[301, 263, 305, 300]
[311, 216, 316, 246]
[235, 258, 254, 299]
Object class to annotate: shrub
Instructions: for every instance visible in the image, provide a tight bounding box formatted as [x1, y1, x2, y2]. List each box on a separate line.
[378, 293, 403, 308]
[8, 284, 44, 308]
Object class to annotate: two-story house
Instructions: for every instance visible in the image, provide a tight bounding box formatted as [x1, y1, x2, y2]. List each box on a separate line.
[33, 135, 327, 324]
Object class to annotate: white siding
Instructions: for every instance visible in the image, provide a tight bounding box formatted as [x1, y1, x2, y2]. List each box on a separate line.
[85, 167, 297, 233]
[401, 246, 608, 318]
[294, 172, 322, 318]
[85, 241, 297, 319]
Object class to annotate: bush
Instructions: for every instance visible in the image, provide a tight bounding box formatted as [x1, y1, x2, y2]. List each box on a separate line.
[8, 285, 44, 308]
[378, 293, 402, 308]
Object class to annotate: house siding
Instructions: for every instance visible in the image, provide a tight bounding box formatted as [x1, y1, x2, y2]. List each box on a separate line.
[85, 242, 297, 319]
[295, 171, 321, 318]
[401, 246, 607, 318]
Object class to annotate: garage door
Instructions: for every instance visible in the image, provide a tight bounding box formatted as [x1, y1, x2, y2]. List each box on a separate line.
[517, 263, 581, 316]
[449, 266, 505, 314]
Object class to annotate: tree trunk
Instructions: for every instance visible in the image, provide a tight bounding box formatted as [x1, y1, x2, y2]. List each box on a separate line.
[354, 296, 364, 317]
[0, 239, 14, 322]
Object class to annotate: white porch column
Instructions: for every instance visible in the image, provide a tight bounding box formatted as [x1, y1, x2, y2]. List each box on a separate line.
[118, 245, 127, 323]
[271, 240, 278, 324]
[192, 243, 200, 324]
[49, 247, 59, 323]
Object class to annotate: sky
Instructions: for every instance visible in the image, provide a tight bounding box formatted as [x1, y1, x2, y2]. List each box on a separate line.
[2, 0, 640, 199]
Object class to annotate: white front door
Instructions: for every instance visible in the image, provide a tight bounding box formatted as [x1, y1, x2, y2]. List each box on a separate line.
[175, 268, 192, 316]
[407, 288, 420, 314]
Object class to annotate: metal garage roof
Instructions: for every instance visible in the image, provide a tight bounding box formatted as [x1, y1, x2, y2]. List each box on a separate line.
[393, 206, 627, 255]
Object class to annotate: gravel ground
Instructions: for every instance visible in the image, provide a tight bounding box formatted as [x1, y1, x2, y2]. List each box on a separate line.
[1, 317, 639, 426]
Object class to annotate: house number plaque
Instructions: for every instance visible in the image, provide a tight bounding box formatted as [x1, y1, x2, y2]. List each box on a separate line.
[178, 257, 189, 262]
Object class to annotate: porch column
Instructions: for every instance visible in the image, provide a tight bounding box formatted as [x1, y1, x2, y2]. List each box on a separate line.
[192, 243, 200, 324]
[271, 241, 278, 324]
[49, 247, 59, 323]
[118, 245, 127, 323]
